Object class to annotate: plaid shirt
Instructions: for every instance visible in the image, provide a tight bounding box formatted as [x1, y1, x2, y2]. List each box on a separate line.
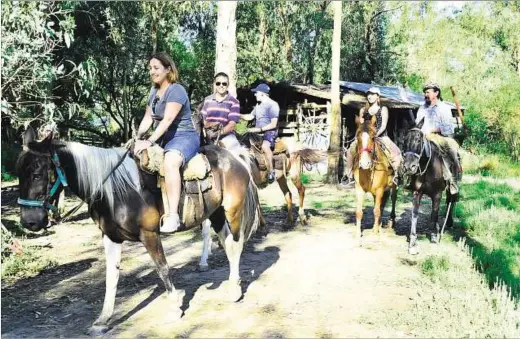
[200, 93, 240, 125]
[416, 101, 454, 136]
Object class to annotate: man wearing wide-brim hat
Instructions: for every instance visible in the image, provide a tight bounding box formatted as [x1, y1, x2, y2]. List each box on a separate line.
[415, 82, 462, 194]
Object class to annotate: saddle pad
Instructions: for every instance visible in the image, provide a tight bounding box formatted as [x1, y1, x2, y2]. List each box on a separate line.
[139, 145, 211, 180]
[183, 154, 211, 181]
[273, 138, 287, 155]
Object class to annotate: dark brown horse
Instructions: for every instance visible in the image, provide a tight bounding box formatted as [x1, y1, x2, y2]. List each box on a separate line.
[353, 113, 398, 242]
[16, 126, 262, 335]
[401, 119, 458, 255]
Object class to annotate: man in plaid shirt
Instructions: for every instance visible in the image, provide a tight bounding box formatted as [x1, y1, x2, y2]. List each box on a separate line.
[416, 82, 462, 194]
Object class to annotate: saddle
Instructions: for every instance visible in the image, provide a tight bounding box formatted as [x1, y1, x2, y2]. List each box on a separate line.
[137, 144, 213, 225]
[247, 133, 286, 168]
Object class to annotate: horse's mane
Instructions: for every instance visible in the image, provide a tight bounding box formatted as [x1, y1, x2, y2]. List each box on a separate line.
[62, 142, 141, 213]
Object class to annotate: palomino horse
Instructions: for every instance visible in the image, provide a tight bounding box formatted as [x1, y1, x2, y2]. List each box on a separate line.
[401, 119, 458, 255]
[353, 113, 398, 241]
[16, 126, 261, 335]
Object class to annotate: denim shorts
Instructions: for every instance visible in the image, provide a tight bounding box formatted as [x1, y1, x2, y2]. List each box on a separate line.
[161, 129, 200, 165]
[263, 130, 277, 148]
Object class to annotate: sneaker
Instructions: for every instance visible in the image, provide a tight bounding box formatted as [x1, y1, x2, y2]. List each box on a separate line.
[161, 214, 180, 233]
[268, 171, 276, 184]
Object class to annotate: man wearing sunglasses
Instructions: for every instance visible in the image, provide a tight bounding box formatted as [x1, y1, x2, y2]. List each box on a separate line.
[200, 72, 241, 149]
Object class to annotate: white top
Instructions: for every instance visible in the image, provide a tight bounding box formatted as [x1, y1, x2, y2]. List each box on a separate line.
[416, 101, 454, 136]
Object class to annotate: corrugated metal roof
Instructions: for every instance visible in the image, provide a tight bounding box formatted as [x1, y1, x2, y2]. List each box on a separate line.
[337, 81, 462, 110]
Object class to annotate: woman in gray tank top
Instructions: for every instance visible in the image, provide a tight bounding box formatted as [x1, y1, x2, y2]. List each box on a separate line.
[134, 52, 200, 233]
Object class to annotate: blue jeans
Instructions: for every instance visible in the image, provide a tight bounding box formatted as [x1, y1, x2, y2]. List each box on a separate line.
[161, 129, 200, 165]
[262, 130, 277, 148]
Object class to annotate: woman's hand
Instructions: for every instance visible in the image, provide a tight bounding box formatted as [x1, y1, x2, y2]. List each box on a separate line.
[133, 139, 153, 155]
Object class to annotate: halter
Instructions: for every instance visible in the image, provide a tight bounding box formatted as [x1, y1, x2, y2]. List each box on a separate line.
[17, 151, 68, 212]
[403, 128, 432, 176]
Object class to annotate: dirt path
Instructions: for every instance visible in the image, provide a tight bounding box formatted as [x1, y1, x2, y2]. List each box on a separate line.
[1, 182, 466, 338]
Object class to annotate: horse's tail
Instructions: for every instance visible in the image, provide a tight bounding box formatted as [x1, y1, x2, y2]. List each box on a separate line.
[241, 176, 261, 242]
[290, 148, 326, 176]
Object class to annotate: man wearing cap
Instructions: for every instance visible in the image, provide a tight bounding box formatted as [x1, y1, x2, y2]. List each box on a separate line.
[416, 82, 462, 194]
[200, 72, 241, 150]
[341, 86, 402, 187]
[241, 83, 280, 183]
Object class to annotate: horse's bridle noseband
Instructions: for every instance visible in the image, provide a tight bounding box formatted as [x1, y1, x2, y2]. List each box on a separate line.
[403, 128, 432, 176]
[17, 151, 68, 212]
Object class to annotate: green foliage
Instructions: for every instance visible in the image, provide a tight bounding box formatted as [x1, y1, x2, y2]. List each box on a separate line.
[455, 180, 520, 297]
[421, 255, 450, 280]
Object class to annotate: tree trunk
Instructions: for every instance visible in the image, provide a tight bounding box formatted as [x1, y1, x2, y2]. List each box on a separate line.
[326, 0, 342, 185]
[215, 1, 238, 96]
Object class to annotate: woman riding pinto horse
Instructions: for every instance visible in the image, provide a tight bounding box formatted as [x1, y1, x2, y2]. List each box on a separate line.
[16, 126, 262, 335]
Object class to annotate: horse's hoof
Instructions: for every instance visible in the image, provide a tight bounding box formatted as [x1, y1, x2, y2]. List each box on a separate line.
[383, 219, 394, 229]
[198, 264, 210, 272]
[430, 234, 438, 244]
[166, 308, 184, 321]
[298, 214, 308, 226]
[225, 280, 242, 302]
[88, 325, 110, 337]
[408, 246, 419, 255]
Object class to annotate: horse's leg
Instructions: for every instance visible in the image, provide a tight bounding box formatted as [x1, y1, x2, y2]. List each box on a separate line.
[199, 219, 212, 271]
[409, 191, 422, 255]
[276, 175, 294, 228]
[89, 234, 122, 335]
[140, 229, 183, 318]
[290, 174, 307, 225]
[430, 192, 442, 243]
[355, 186, 365, 245]
[373, 189, 384, 236]
[388, 186, 398, 229]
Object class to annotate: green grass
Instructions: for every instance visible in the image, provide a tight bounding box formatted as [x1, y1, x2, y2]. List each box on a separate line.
[301, 172, 326, 184]
[461, 150, 520, 178]
[421, 255, 450, 281]
[454, 180, 520, 298]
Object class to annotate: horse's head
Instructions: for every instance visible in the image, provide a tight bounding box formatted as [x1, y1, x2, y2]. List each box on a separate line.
[16, 126, 57, 231]
[356, 113, 377, 170]
[402, 118, 425, 175]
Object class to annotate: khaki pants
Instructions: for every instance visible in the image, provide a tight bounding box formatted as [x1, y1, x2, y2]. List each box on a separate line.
[219, 133, 241, 150]
[425, 133, 461, 182]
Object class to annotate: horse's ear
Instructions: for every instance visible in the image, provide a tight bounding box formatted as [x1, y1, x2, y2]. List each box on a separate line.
[22, 126, 37, 148]
[416, 117, 425, 130]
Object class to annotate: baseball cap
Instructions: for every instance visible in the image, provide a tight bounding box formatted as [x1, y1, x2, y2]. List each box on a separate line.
[251, 83, 270, 94]
[366, 87, 381, 96]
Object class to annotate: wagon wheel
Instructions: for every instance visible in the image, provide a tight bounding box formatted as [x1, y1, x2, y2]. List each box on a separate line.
[298, 107, 330, 151]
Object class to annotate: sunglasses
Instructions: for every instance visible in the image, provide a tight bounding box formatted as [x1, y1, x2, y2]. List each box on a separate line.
[215, 82, 228, 87]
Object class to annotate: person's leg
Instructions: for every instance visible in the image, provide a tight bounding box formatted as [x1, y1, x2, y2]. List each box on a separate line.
[162, 150, 183, 232]
[382, 136, 401, 185]
[340, 140, 357, 187]
[262, 140, 274, 182]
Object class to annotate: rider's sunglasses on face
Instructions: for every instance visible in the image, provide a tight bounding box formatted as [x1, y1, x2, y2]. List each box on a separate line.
[215, 82, 228, 87]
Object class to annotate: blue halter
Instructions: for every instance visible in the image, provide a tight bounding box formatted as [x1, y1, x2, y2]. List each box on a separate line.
[17, 152, 68, 212]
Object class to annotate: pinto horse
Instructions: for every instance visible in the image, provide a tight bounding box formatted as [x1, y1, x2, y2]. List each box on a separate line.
[16, 126, 261, 335]
[353, 113, 398, 242]
[401, 119, 458, 255]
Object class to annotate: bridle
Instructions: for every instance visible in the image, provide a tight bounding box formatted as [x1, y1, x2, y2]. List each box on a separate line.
[17, 150, 68, 213]
[403, 128, 432, 176]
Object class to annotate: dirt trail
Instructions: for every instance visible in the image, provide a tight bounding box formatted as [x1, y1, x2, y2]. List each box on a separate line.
[2, 182, 452, 338]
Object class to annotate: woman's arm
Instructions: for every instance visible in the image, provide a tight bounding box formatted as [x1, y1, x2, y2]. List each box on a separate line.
[136, 106, 153, 139]
[376, 106, 389, 137]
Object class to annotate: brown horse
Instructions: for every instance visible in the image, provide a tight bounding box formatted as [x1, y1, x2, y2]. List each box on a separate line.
[240, 133, 325, 228]
[353, 113, 398, 241]
[16, 126, 262, 335]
